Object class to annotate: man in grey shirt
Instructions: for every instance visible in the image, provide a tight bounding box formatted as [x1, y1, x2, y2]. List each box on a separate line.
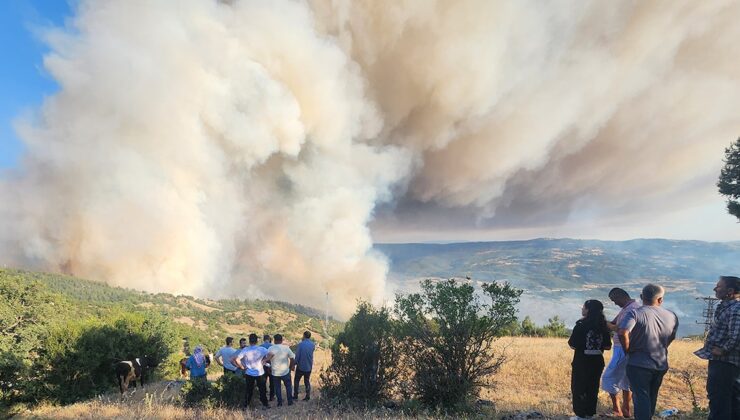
[618, 284, 679, 420]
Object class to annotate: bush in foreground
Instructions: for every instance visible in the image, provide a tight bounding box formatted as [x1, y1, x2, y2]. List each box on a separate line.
[395, 279, 522, 412]
[321, 302, 400, 406]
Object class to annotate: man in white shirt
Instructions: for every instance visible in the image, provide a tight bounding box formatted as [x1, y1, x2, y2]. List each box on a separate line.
[232, 333, 269, 409]
[214, 337, 239, 375]
[265, 334, 296, 406]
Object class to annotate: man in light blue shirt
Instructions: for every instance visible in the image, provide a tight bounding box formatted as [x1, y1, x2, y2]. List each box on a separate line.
[214, 337, 239, 374]
[233, 334, 270, 409]
[293, 330, 315, 401]
[261, 334, 275, 401]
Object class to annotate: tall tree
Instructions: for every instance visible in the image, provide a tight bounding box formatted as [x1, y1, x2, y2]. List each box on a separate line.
[718, 137, 740, 221]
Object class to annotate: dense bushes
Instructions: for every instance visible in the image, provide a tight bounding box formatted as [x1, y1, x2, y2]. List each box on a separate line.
[322, 279, 522, 413]
[321, 302, 400, 406]
[38, 312, 177, 404]
[180, 372, 246, 408]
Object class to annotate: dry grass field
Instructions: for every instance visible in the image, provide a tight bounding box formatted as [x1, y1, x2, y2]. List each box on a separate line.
[15, 337, 710, 419]
[485, 337, 708, 417]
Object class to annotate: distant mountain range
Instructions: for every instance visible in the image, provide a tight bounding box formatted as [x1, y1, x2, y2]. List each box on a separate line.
[375, 238, 740, 336]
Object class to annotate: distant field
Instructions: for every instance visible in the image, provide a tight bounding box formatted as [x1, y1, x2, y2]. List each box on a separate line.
[17, 337, 710, 419]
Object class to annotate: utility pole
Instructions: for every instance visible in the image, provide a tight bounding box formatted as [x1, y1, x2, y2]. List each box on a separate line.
[696, 296, 719, 339]
[324, 291, 331, 339]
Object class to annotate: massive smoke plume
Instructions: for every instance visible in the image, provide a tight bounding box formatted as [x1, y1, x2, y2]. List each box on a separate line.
[1, 0, 738, 316]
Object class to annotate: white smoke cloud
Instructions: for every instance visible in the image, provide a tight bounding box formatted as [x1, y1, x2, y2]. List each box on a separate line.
[1, 0, 738, 316]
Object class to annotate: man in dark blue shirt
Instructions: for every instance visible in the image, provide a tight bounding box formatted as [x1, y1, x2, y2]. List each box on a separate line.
[293, 330, 315, 401]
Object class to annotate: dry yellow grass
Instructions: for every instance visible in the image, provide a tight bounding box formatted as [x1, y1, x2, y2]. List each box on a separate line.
[16, 338, 710, 419]
[486, 337, 708, 417]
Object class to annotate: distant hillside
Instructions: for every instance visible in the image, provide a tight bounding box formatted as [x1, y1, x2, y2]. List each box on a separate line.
[1, 268, 338, 349]
[376, 238, 740, 335]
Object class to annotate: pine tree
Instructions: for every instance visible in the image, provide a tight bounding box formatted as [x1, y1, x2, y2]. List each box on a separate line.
[718, 137, 740, 221]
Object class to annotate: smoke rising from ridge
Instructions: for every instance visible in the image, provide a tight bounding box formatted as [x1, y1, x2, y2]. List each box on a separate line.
[1, 0, 738, 316]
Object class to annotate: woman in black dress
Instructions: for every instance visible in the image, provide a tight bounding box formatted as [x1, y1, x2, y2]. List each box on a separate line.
[568, 299, 612, 419]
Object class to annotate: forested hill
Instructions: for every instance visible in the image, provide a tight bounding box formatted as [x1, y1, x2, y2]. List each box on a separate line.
[376, 238, 740, 288]
[0, 268, 338, 349]
[375, 238, 740, 336]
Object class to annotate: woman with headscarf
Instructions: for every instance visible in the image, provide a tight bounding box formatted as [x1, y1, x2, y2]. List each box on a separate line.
[185, 345, 208, 382]
[568, 300, 612, 420]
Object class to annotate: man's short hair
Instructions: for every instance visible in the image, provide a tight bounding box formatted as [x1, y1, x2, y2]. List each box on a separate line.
[642, 284, 665, 303]
[303, 331, 311, 339]
[274, 334, 283, 343]
[720, 276, 740, 293]
[226, 336, 233, 346]
[263, 334, 271, 342]
[608, 288, 630, 299]
[249, 333, 258, 344]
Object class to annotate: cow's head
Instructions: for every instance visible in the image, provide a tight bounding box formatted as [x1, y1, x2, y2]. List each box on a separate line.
[141, 355, 159, 368]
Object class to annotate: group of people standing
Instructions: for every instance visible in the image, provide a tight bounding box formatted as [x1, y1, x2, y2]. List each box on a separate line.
[184, 330, 315, 410]
[568, 276, 739, 420]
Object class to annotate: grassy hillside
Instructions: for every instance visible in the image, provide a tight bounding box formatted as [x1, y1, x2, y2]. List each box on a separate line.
[1, 268, 340, 349]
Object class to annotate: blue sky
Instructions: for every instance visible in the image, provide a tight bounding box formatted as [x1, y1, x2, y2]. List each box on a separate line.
[0, 0, 73, 167]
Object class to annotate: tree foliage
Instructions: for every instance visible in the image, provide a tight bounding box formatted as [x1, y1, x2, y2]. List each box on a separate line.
[719, 137, 740, 221]
[321, 301, 401, 406]
[37, 312, 177, 404]
[394, 279, 522, 412]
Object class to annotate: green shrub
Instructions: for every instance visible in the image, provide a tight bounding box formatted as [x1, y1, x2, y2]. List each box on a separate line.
[320, 302, 400, 406]
[210, 372, 246, 408]
[180, 378, 213, 408]
[394, 279, 522, 412]
[35, 312, 176, 404]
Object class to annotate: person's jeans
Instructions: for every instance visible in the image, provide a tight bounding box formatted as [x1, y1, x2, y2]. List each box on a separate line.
[273, 373, 293, 405]
[707, 360, 740, 420]
[263, 365, 275, 400]
[293, 369, 311, 400]
[245, 374, 268, 408]
[626, 365, 666, 420]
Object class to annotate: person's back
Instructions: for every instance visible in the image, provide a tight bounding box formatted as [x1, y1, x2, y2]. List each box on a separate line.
[240, 345, 268, 377]
[296, 338, 315, 372]
[621, 305, 678, 370]
[186, 346, 208, 379]
[268, 343, 295, 377]
[216, 345, 238, 372]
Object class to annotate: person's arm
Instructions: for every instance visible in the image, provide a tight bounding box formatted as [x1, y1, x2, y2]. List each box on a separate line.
[567, 323, 582, 350]
[617, 308, 637, 352]
[295, 343, 303, 365]
[713, 306, 740, 356]
[618, 328, 630, 352]
[231, 353, 244, 370]
[667, 313, 679, 346]
[602, 329, 612, 350]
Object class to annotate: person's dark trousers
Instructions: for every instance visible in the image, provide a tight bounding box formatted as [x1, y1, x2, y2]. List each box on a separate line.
[244, 374, 269, 408]
[293, 369, 312, 400]
[273, 373, 293, 406]
[263, 365, 275, 400]
[707, 360, 740, 420]
[224, 367, 237, 375]
[571, 358, 605, 418]
[626, 365, 667, 420]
